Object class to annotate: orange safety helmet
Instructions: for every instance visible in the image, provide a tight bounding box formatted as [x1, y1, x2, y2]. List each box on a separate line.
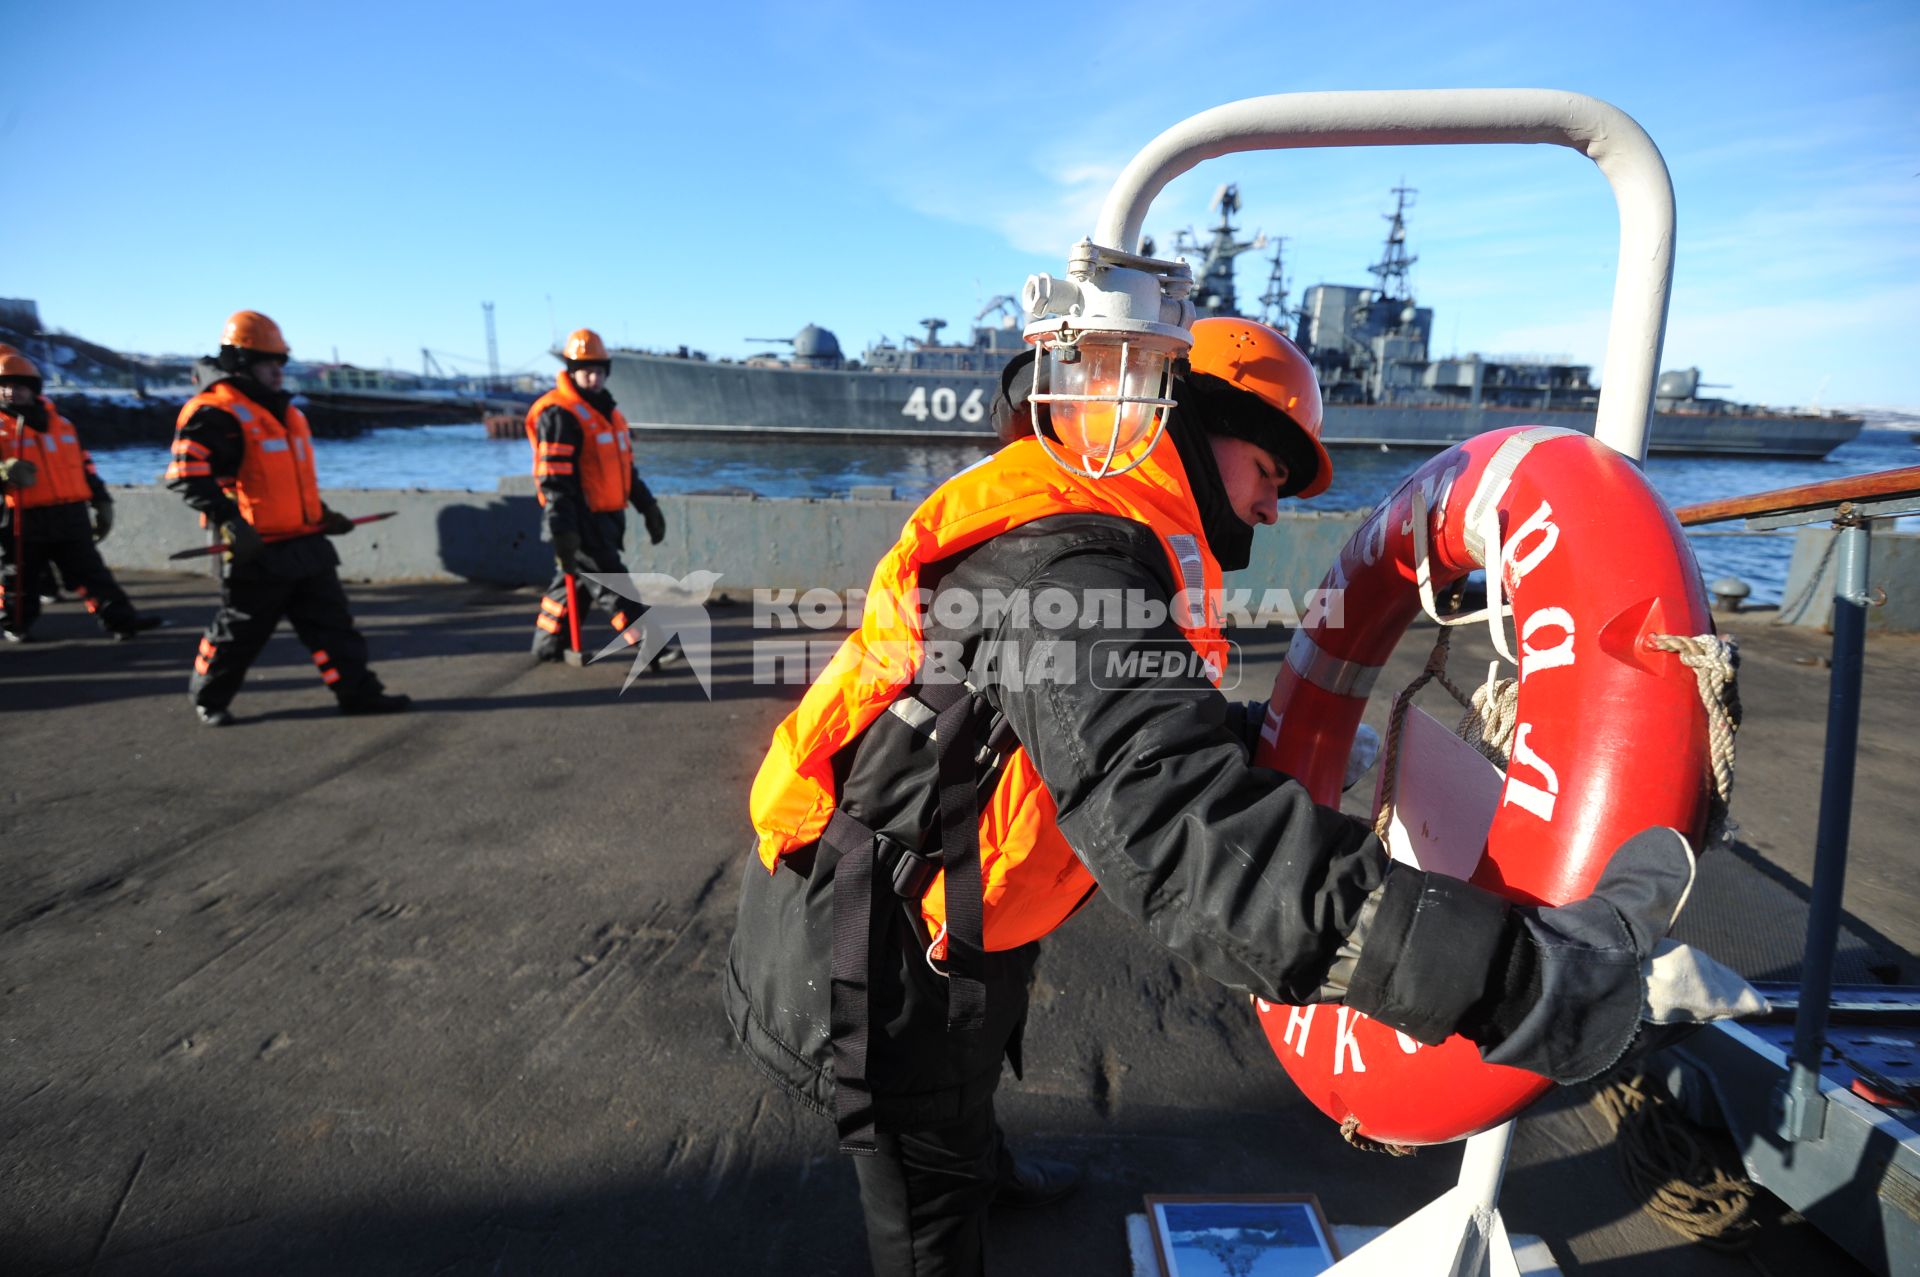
[0, 350, 43, 383]
[562, 328, 610, 364]
[222, 310, 290, 356]
[1187, 317, 1332, 498]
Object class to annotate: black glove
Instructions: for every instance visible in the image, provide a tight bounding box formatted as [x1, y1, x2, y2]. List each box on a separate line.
[319, 505, 356, 536]
[219, 518, 266, 566]
[91, 499, 114, 544]
[642, 502, 666, 546]
[1464, 827, 1726, 1083]
[1342, 827, 1759, 1087]
[0, 457, 38, 489]
[552, 528, 582, 574]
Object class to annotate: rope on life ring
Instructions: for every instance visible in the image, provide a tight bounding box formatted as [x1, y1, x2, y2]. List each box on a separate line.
[1253, 426, 1732, 1147]
[1368, 628, 1743, 851]
[1339, 1114, 1415, 1157]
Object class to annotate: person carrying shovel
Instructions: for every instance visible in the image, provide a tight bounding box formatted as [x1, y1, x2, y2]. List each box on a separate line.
[166, 310, 410, 726]
[526, 328, 671, 668]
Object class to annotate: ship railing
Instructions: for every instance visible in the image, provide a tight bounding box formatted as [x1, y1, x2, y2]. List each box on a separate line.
[1667, 466, 1920, 1267]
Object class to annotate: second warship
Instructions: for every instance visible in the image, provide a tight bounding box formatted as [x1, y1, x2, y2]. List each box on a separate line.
[606, 187, 1863, 459]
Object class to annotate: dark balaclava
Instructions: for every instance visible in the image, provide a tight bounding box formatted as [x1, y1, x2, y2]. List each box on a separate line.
[567, 362, 616, 416]
[0, 377, 48, 432]
[1166, 379, 1256, 571]
[216, 346, 294, 417]
[1176, 369, 1322, 501]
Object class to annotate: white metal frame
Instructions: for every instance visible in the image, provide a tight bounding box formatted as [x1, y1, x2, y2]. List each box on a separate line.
[1094, 88, 1676, 465]
[1089, 89, 1676, 1274]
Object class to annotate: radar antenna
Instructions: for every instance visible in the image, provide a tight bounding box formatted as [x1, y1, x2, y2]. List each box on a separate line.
[1171, 182, 1265, 318]
[916, 318, 948, 347]
[974, 295, 1020, 328]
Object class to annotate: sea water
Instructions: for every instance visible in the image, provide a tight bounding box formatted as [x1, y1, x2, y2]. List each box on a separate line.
[91, 417, 1916, 605]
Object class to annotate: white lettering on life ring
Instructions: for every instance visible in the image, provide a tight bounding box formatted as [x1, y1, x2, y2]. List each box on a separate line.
[1360, 510, 1388, 568]
[1504, 499, 1561, 587]
[1519, 607, 1577, 683]
[1334, 1006, 1366, 1075]
[1284, 1004, 1315, 1056]
[1400, 465, 1460, 537]
[1502, 722, 1562, 821]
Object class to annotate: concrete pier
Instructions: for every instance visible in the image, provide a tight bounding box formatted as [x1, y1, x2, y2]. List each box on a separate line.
[92, 480, 1374, 601]
[90, 481, 1920, 632]
[4, 568, 1914, 1274]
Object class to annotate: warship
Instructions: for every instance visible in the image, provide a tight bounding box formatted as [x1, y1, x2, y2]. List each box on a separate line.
[606, 186, 1863, 459]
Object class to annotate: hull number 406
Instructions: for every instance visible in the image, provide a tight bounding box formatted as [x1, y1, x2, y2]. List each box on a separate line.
[902, 386, 986, 424]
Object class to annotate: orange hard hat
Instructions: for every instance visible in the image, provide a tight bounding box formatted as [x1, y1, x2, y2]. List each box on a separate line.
[0, 343, 17, 357]
[562, 328, 609, 364]
[0, 350, 42, 382]
[1187, 317, 1332, 498]
[222, 310, 290, 356]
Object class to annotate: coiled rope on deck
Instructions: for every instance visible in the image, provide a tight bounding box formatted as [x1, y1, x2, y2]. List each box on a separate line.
[1591, 1071, 1761, 1249]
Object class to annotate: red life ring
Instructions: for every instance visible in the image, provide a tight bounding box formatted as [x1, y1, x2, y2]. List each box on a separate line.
[1252, 426, 1714, 1145]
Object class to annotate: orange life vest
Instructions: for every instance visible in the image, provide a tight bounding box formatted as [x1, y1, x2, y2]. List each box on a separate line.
[525, 373, 633, 514]
[749, 436, 1229, 952]
[170, 383, 324, 536]
[1, 399, 98, 510]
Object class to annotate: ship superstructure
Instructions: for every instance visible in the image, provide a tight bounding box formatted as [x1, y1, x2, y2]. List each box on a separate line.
[604, 189, 1863, 458]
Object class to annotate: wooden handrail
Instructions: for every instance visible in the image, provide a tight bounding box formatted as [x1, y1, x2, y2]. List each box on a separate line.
[1672, 465, 1920, 527]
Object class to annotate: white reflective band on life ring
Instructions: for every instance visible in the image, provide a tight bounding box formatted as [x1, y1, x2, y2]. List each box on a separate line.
[1284, 629, 1385, 700]
[1462, 427, 1582, 568]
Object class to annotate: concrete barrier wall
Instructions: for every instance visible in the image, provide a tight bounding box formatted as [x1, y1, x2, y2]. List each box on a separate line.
[99, 482, 1919, 632]
[97, 482, 1371, 604]
[1778, 526, 1920, 633]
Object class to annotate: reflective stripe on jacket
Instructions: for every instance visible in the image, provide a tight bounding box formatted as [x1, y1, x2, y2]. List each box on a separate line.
[170, 383, 324, 536]
[525, 373, 633, 513]
[2, 401, 98, 509]
[749, 436, 1229, 952]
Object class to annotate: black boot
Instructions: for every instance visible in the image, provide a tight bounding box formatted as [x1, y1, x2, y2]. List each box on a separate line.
[993, 1147, 1083, 1210]
[338, 690, 412, 717]
[109, 616, 169, 641]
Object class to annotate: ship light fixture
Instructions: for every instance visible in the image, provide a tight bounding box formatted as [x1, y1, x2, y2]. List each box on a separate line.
[1022, 240, 1195, 478]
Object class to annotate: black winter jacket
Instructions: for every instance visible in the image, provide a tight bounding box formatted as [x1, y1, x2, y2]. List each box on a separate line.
[725, 499, 1511, 1130]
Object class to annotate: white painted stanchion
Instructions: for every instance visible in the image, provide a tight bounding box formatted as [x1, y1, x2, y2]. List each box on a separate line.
[1323, 1121, 1523, 1277]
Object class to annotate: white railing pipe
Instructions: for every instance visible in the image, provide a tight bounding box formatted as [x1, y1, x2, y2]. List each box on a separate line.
[1093, 89, 1675, 462]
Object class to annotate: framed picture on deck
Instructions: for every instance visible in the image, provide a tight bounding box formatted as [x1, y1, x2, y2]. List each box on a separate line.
[1144, 1193, 1341, 1277]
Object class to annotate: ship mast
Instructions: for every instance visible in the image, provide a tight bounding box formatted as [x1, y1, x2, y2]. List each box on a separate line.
[1175, 183, 1265, 318]
[1368, 184, 1418, 304]
[1258, 235, 1293, 334]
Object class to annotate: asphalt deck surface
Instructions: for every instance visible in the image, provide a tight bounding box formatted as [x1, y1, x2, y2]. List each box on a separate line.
[4, 570, 1917, 1276]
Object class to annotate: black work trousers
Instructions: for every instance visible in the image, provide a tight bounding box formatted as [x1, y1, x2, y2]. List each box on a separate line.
[853, 1102, 1003, 1277]
[531, 512, 645, 658]
[2, 530, 139, 636]
[190, 545, 380, 711]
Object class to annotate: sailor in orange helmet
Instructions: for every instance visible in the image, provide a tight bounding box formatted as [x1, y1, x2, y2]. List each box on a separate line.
[525, 328, 671, 664]
[726, 318, 1712, 1274]
[1, 350, 166, 641]
[166, 311, 409, 725]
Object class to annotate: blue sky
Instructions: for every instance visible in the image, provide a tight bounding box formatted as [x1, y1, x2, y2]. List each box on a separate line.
[7, 0, 1917, 410]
